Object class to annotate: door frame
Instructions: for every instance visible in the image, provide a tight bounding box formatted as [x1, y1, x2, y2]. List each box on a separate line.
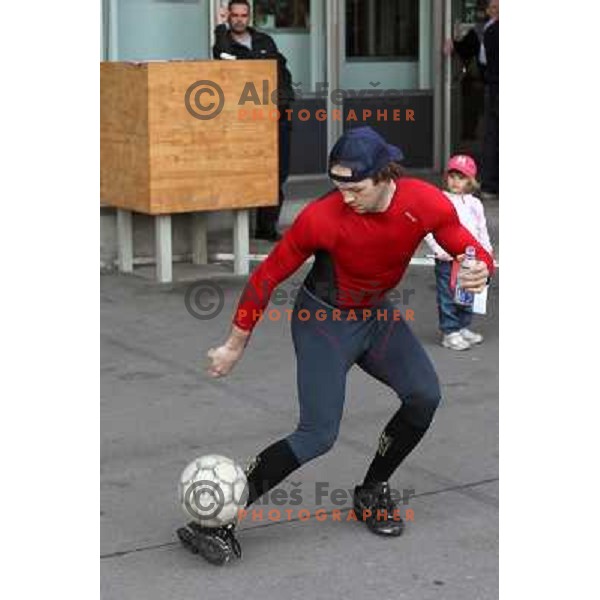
[325, 0, 444, 171]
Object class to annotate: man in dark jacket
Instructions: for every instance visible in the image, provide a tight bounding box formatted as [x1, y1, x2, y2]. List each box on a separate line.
[448, 0, 499, 197]
[480, 9, 499, 197]
[213, 0, 295, 241]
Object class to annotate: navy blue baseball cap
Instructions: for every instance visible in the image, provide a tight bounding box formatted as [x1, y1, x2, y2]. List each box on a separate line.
[328, 127, 404, 183]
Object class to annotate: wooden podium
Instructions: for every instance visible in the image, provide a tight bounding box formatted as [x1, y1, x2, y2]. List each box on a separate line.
[101, 60, 279, 280]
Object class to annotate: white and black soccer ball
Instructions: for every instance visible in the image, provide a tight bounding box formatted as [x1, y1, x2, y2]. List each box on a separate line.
[179, 455, 248, 528]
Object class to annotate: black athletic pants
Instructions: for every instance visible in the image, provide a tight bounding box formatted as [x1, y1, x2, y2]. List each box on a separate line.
[245, 286, 442, 505]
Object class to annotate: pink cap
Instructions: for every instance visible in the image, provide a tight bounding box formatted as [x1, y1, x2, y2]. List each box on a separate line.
[446, 154, 477, 179]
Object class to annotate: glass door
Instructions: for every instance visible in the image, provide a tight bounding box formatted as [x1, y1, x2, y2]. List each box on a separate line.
[342, 0, 422, 91]
[330, 0, 439, 169]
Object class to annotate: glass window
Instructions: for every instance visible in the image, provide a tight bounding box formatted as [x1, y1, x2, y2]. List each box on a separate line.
[253, 0, 310, 30]
[346, 0, 419, 60]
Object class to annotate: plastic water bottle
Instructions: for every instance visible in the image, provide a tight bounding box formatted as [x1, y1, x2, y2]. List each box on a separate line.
[454, 246, 477, 306]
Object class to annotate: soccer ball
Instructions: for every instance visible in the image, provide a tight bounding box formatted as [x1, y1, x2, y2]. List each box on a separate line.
[179, 454, 249, 528]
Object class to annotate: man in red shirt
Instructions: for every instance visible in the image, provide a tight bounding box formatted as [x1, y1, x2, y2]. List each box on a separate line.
[178, 127, 492, 563]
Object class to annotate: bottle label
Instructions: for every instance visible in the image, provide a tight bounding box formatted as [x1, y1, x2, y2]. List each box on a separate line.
[454, 248, 476, 306]
[454, 285, 474, 306]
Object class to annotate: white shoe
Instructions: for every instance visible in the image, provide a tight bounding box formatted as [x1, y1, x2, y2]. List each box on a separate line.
[460, 328, 483, 345]
[442, 332, 470, 351]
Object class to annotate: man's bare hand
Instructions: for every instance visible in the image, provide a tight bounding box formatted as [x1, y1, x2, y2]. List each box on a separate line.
[457, 256, 489, 293]
[206, 325, 250, 378]
[217, 6, 229, 25]
[207, 345, 243, 378]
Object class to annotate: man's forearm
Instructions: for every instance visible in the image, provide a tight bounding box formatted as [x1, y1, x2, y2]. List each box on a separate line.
[434, 222, 495, 275]
[225, 324, 251, 351]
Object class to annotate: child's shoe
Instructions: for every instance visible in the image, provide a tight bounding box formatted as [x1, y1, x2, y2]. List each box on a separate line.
[442, 331, 470, 351]
[459, 328, 483, 345]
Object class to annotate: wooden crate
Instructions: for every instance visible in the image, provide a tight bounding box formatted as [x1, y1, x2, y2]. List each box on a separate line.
[100, 60, 279, 215]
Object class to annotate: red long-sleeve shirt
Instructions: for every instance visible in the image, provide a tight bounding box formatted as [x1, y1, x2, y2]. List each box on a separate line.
[234, 178, 494, 332]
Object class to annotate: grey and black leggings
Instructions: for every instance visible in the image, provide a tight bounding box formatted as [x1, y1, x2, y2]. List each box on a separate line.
[246, 285, 442, 505]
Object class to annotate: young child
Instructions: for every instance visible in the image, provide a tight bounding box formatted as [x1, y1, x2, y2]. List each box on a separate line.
[425, 155, 493, 350]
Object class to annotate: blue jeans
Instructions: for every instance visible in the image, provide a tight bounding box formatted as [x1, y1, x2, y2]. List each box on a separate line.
[434, 260, 473, 334]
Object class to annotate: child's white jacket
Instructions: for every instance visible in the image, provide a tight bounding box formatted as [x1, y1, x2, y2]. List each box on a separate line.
[425, 192, 493, 261]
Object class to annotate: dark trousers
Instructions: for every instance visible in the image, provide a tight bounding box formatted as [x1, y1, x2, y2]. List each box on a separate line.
[284, 286, 441, 465]
[461, 76, 485, 141]
[434, 260, 473, 334]
[481, 83, 499, 194]
[244, 285, 442, 505]
[256, 120, 291, 235]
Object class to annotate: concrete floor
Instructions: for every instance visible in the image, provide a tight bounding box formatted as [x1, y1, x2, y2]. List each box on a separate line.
[101, 263, 498, 600]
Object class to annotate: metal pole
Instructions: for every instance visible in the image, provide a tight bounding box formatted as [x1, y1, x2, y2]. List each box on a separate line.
[418, 0, 432, 90]
[101, 0, 106, 61]
[443, 0, 452, 164]
[108, 0, 119, 61]
[209, 0, 217, 57]
[326, 0, 343, 154]
[310, 0, 325, 90]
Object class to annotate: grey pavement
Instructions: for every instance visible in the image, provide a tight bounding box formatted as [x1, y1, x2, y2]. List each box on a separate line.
[101, 264, 499, 600]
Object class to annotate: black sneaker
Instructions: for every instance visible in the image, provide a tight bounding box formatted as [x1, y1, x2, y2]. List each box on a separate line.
[353, 482, 405, 537]
[176, 522, 242, 565]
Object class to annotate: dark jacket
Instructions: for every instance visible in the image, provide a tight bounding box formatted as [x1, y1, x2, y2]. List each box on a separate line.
[212, 24, 295, 108]
[453, 28, 483, 81]
[454, 28, 481, 63]
[454, 21, 499, 86]
[483, 21, 499, 86]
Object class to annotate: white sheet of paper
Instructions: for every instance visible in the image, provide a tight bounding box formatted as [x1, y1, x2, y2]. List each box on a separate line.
[472, 286, 488, 315]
